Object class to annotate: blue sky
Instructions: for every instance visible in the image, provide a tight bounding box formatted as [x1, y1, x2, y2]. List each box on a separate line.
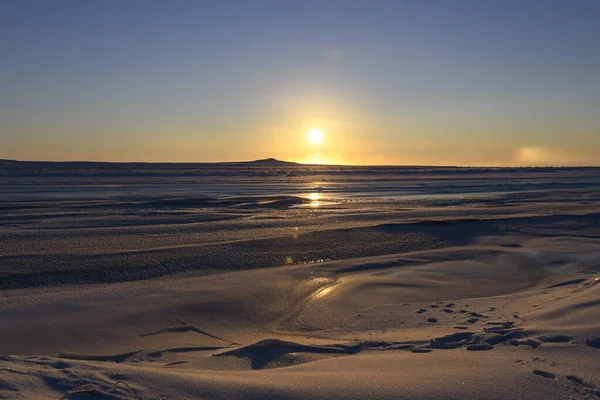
[1, 0, 599, 165]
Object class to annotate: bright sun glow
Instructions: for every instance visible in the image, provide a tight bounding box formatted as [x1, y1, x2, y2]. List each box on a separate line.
[308, 128, 323, 144]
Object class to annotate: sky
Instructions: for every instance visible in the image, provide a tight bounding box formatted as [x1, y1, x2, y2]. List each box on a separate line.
[1, 0, 599, 166]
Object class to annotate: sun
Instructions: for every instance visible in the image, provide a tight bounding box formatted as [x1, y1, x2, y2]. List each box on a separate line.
[308, 128, 323, 144]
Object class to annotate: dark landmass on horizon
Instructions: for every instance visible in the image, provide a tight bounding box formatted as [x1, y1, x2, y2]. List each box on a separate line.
[0, 157, 298, 167]
[1, 158, 600, 170]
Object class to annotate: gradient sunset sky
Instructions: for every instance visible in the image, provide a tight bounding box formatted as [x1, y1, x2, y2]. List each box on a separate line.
[1, 0, 599, 166]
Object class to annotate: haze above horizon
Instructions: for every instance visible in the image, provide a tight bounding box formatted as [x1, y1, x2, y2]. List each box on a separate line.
[1, 0, 599, 166]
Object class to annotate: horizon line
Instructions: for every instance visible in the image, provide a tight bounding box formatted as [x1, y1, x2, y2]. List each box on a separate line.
[2, 157, 600, 169]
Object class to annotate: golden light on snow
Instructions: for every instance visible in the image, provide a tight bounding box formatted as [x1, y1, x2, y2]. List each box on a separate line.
[308, 128, 323, 144]
[307, 192, 322, 207]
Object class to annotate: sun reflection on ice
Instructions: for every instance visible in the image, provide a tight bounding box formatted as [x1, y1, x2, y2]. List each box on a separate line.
[307, 277, 338, 301]
[307, 193, 321, 207]
[312, 285, 334, 299]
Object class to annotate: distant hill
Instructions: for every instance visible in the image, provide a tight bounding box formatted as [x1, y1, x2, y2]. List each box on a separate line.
[0, 158, 304, 177]
[245, 158, 298, 165]
[0, 158, 298, 166]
